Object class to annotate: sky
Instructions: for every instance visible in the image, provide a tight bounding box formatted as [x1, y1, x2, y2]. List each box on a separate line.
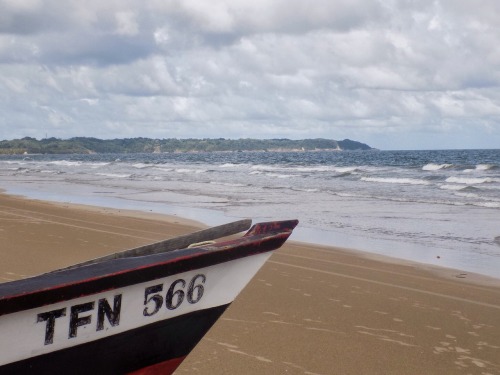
[1, 0, 499, 150]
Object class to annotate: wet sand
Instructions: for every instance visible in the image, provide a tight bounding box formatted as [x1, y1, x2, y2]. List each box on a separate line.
[1, 193, 499, 374]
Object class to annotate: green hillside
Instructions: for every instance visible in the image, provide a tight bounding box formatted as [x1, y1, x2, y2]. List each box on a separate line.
[0, 137, 373, 154]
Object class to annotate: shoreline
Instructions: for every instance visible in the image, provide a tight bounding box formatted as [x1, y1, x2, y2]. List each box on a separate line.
[2, 192, 500, 374]
[1, 190, 499, 287]
[2, 184, 500, 283]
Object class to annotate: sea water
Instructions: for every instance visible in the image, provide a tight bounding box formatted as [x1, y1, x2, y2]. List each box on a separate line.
[1, 149, 499, 278]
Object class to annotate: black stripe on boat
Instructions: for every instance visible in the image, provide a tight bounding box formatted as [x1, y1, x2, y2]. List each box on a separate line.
[0, 305, 228, 375]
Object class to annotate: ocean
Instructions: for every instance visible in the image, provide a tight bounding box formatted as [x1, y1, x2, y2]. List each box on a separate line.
[1, 149, 499, 279]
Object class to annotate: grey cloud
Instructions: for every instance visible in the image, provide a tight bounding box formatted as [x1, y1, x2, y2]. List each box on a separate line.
[39, 33, 156, 66]
[0, 0, 499, 149]
[0, 1, 60, 35]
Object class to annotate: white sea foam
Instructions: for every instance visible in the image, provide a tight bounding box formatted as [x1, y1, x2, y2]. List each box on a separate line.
[476, 164, 494, 171]
[464, 164, 497, 173]
[88, 162, 110, 168]
[12, 168, 29, 173]
[250, 165, 282, 171]
[446, 176, 493, 184]
[333, 167, 359, 174]
[48, 160, 82, 167]
[454, 192, 479, 199]
[439, 184, 464, 191]
[291, 188, 320, 193]
[249, 170, 263, 175]
[250, 164, 358, 175]
[132, 163, 151, 169]
[266, 173, 297, 179]
[175, 168, 207, 174]
[154, 167, 173, 172]
[473, 201, 500, 208]
[96, 173, 131, 178]
[294, 166, 359, 174]
[294, 166, 331, 172]
[422, 163, 453, 171]
[209, 181, 247, 187]
[361, 177, 430, 185]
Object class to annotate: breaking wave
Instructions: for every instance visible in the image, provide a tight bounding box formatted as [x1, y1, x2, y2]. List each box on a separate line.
[423, 163, 453, 171]
[361, 177, 430, 185]
[446, 176, 495, 184]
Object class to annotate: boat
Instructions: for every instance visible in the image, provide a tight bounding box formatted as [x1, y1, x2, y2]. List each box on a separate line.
[0, 219, 298, 374]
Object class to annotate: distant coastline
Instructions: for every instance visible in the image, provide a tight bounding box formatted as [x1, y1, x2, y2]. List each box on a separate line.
[0, 137, 373, 155]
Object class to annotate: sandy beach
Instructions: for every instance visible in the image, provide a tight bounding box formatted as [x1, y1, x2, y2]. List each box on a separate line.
[1, 192, 500, 374]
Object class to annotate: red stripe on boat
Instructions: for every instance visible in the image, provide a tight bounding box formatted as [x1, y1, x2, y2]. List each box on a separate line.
[128, 356, 186, 375]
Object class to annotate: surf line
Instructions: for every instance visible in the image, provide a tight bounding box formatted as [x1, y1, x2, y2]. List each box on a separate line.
[268, 261, 500, 310]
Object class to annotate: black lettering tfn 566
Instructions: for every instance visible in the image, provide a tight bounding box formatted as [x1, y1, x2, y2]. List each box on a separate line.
[143, 274, 206, 317]
[36, 294, 122, 345]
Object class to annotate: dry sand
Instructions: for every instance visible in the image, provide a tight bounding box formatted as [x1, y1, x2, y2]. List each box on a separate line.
[1, 192, 499, 374]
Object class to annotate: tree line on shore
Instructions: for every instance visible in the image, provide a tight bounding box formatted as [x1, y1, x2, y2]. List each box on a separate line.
[0, 137, 373, 154]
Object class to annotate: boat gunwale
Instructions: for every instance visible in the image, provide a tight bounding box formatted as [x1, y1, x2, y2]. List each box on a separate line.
[0, 220, 298, 316]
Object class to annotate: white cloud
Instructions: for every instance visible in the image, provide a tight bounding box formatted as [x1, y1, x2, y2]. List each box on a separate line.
[0, 0, 499, 149]
[115, 11, 139, 36]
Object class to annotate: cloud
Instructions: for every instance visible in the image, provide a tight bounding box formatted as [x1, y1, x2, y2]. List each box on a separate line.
[0, 0, 499, 149]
